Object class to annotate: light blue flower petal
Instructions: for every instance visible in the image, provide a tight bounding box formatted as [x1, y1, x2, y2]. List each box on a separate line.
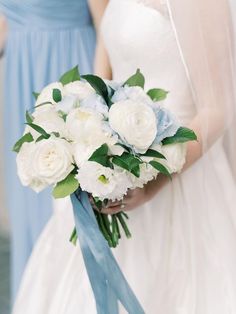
[154, 107, 180, 143]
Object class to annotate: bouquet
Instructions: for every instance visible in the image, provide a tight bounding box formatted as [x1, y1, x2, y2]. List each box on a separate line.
[13, 66, 197, 248]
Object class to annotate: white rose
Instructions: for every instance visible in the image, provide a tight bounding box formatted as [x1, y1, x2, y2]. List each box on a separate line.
[64, 81, 95, 100]
[32, 138, 74, 185]
[17, 142, 48, 192]
[17, 138, 74, 192]
[35, 82, 64, 111]
[76, 161, 132, 201]
[161, 143, 187, 173]
[28, 108, 67, 139]
[109, 100, 157, 153]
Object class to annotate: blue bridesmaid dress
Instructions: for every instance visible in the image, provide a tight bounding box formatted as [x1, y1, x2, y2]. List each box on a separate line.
[0, 0, 96, 301]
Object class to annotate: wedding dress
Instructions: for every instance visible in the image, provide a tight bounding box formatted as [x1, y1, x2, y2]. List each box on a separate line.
[13, 0, 236, 313]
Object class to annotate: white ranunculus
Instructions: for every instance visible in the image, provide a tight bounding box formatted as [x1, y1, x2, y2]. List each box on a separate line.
[35, 82, 64, 111]
[64, 81, 95, 100]
[109, 100, 157, 153]
[161, 143, 187, 173]
[28, 108, 67, 139]
[66, 107, 104, 142]
[76, 161, 132, 201]
[17, 138, 74, 192]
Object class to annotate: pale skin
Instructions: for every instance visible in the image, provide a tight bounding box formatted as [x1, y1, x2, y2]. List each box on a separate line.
[0, 15, 7, 54]
[88, 0, 204, 214]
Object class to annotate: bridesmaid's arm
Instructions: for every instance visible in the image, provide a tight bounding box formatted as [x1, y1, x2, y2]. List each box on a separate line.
[88, 0, 112, 79]
[0, 15, 7, 57]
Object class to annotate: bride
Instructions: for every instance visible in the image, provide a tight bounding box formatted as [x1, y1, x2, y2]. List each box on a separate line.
[13, 0, 236, 313]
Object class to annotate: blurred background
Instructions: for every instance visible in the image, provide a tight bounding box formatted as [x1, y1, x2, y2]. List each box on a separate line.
[0, 56, 10, 314]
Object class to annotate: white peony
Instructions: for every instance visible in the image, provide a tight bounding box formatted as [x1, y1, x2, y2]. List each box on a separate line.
[56, 94, 79, 114]
[35, 82, 64, 111]
[160, 143, 187, 173]
[28, 108, 67, 139]
[76, 161, 132, 201]
[17, 138, 74, 192]
[109, 99, 157, 153]
[66, 107, 104, 142]
[64, 81, 95, 99]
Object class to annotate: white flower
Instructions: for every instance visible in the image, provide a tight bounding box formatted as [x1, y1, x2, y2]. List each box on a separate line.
[16, 143, 47, 192]
[17, 138, 74, 192]
[128, 163, 158, 189]
[76, 161, 132, 201]
[111, 86, 152, 105]
[35, 82, 64, 111]
[66, 107, 104, 142]
[109, 99, 157, 153]
[27, 108, 67, 139]
[56, 94, 79, 114]
[64, 81, 95, 100]
[160, 143, 187, 173]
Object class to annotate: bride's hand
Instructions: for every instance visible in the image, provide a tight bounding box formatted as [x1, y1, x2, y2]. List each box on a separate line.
[101, 174, 168, 215]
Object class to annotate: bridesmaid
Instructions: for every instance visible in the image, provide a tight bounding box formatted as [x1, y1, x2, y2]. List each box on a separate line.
[0, 0, 96, 301]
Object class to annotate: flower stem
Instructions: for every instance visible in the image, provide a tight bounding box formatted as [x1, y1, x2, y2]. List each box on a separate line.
[69, 227, 78, 246]
[117, 213, 132, 239]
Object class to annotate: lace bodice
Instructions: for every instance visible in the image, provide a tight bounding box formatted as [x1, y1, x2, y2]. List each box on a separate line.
[102, 0, 195, 125]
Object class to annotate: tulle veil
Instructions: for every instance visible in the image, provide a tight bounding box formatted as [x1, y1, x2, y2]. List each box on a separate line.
[166, 0, 236, 176]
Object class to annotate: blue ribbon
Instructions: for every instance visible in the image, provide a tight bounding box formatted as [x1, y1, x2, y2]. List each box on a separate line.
[71, 191, 145, 314]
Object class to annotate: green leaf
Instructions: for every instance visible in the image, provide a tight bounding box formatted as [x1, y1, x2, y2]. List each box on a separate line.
[58, 110, 67, 122]
[51, 132, 60, 138]
[112, 153, 142, 177]
[162, 127, 197, 145]
[32, 92, 40, 100]
[52, 173, 79, 199]
[60, 66, 80, 85]
[34, 101, 52, 109]
[13, 133, 34, 153]
[124, 69, 145, 88]
[88, 144, 111, 167]
[149, 161, 171, 178]
[147, 88, 169, 101]
[35, 135, 46, 143]
[82, 74, 109, 105]
[52, 89, 62, 103]
[26, 123, 50, 139]
[25, 110, 34, 124]
[142, 149, 166, 159]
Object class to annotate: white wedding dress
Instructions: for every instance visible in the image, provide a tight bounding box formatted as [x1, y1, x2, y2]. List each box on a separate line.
[13, 0, 236, 313]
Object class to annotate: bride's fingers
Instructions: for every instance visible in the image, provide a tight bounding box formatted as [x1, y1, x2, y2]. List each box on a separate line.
[101, 202, 129, 214]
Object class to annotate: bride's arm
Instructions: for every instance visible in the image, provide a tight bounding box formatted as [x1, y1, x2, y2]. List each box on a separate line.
[88, 0, 112, 79]
[0, 15, 7, 56]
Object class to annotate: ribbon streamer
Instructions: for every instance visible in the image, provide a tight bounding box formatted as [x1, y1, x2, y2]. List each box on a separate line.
[71, 191, 145, 314]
